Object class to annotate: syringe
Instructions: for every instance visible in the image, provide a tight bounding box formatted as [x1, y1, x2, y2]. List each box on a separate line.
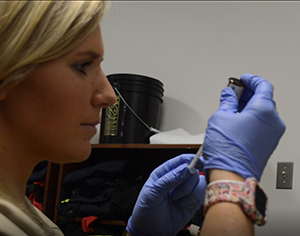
[188, 144, 203, 173]
[188, 77, 245, 173]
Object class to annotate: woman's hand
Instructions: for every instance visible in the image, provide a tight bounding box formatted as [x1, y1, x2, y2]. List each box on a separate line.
[126, 154, 206, 236]
[201, 74, 286, 181]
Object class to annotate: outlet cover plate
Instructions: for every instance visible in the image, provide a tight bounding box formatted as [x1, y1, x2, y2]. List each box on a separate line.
[276, 162, 293, 189]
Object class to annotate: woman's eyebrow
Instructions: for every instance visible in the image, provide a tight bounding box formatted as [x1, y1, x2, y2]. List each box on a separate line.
[76, 50, 101, 59]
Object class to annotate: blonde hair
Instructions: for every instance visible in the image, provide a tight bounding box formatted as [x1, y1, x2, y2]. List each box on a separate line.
[0, 1, 110, 91]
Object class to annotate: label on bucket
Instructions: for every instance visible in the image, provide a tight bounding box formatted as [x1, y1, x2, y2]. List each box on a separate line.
[104, 96, 120, 136]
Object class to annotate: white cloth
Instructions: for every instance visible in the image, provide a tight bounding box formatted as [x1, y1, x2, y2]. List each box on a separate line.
[150, 128, 205, 144]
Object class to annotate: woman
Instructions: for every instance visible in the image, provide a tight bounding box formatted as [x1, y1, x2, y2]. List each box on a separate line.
[0, 1, 285, 236]
[0, 1, 116, 235]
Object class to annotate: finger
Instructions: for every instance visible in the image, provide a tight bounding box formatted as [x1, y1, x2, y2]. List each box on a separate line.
[240, 74, 274, 100]
[240, 74, 277, 114]
[151, 163, 191, 196]
[218, 87, 238, 113]
[169, 170, 200, 200]
[176, 175, 207, 207]
[150, 154, 195, 180]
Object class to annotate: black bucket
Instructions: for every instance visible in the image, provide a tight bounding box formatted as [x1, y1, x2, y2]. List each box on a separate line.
[99, 73, 164, 143]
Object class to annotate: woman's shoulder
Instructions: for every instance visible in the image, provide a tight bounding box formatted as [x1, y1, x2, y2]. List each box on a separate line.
[27, 198, 64, 236]
[0, 198, 64, 236]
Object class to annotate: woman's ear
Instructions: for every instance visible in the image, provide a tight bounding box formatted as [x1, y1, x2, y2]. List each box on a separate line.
[0, 82, 13, 101]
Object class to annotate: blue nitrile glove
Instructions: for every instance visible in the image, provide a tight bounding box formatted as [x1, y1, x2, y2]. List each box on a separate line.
[201, 74, 286, 181]
[126, 154, 206, 236]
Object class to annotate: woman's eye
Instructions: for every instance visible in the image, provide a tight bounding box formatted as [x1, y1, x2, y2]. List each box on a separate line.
[74, 61, 92, 75]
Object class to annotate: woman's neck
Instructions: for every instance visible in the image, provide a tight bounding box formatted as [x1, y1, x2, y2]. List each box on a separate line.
[0, 143, 38, 202]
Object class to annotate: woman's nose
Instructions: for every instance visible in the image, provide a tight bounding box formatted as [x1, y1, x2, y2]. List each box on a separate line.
[92, 73, 116, 108]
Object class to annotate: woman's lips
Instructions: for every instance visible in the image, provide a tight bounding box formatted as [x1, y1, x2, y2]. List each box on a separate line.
[81, 121, 99, 135]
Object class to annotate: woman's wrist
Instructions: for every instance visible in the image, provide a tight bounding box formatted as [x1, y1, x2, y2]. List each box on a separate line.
[209, 169, 245, 183]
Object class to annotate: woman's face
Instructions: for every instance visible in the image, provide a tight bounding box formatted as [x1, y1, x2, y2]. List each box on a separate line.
[0, 25, 116, 163]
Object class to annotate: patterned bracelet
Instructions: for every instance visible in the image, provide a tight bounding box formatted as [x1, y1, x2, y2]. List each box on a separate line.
[204, 177, 268, 226]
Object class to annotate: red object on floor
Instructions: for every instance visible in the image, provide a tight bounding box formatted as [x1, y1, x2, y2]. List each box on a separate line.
[82, 216, 99, 233]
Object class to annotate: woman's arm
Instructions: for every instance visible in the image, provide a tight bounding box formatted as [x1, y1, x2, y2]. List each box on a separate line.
[200, 170, 254, 236]
[199, 74, 286, 235]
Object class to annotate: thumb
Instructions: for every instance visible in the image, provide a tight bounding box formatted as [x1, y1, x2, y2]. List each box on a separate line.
[218, 87, 238, 113]
[152, 164, 190, 196]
